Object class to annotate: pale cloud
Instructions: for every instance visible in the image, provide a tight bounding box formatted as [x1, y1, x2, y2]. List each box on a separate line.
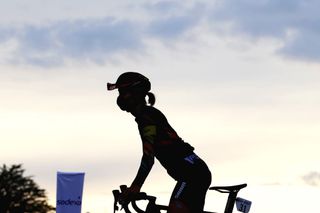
[279, 29, 320, 61]
[210, 0, 320, 61]
[0, 18, 143, 66]
[302, 171, 320, 186]
[0, 11, 202, 66]
[0, 0, 319, 66]
[147, 14, 201, 40]
[144, 1, 205, 39]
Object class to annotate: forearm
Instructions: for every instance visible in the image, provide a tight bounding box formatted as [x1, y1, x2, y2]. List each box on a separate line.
[131, 154, 154, 188]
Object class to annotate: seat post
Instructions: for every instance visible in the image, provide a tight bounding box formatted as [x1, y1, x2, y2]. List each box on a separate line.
[224, 190, 239, 213]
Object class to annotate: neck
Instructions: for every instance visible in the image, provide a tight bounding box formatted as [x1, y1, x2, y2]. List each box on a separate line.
[130, 104, 144, 117]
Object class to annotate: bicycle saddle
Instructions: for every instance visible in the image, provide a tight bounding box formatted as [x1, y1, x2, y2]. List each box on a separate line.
[209, 183, 247, 193]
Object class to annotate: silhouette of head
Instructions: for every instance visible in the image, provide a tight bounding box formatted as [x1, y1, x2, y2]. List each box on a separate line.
[108, 72, 155, 112]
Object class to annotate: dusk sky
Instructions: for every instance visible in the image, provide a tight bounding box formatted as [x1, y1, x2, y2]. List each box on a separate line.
[1, 0, 320, 212]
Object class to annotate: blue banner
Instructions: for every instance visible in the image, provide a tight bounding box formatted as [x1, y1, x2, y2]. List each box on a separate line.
[56, 172, 85, 213]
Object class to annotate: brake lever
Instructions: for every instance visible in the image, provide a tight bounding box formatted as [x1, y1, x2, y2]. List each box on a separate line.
[112, 190, 120, 213]
[112, 187, 131, 213]
[113, 185, 148, 213]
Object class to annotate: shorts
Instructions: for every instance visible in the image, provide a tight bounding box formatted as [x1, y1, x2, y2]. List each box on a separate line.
[169, 153, 212, 212]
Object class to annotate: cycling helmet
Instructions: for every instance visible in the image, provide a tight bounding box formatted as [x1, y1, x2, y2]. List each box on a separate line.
[107, 72, 151, 94]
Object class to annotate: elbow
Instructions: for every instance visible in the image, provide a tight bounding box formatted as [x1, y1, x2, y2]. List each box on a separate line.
[149, 157, 155, 166]
[146, 156, 154, 167]
[142, 154, 154, 167]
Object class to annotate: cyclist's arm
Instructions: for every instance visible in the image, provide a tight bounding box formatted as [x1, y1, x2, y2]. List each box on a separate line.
[131, 125, 156, 188]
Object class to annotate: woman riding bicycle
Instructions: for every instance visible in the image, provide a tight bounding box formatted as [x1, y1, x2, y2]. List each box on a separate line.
[108, 72, 212, 213]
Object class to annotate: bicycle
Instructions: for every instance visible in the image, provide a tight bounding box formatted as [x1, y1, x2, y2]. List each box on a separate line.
[112, 183, 251, 213]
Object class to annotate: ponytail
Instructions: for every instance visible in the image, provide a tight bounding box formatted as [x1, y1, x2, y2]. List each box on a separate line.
[146, 92, 156, 106]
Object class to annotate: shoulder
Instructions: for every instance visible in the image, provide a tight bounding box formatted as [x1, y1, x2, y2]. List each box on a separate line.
[136, 106, 167, 125]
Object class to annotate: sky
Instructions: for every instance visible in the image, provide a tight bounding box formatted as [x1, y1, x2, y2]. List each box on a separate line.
[0, 0, 320, 212]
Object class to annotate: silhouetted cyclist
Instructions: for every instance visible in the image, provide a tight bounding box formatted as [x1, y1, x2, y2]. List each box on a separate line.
[108, 72, 212, 213]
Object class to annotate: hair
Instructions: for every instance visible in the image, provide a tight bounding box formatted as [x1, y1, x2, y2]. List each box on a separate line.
[146, 92, 156, 106]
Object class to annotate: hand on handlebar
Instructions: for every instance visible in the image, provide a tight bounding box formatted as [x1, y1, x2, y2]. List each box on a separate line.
[119, 184, 141, 205]
[113, 185, 154, 213]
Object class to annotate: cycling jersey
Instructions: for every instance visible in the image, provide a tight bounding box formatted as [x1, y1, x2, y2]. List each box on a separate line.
[131, 105, 211, 212]
[132, 105, 196, 186]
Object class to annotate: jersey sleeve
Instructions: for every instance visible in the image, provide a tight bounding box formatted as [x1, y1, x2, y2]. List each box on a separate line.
[131, 125, 157, 187]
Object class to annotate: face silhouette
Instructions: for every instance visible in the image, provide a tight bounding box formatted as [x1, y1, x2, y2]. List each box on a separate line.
[117, 89, 137, 112]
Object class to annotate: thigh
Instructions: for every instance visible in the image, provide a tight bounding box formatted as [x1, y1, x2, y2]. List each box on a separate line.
[170, 179, 210, 213]
[168, 199, 190, 213]
[169, 154, 212, 212]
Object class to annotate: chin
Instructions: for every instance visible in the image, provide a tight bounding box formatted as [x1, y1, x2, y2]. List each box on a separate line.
[120, 108, 131, 112]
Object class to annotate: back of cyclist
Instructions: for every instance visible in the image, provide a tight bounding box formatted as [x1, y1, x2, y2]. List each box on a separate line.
[108, 72, 212, 213]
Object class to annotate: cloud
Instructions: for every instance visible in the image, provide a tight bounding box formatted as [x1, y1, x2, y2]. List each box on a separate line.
[144, 1, 204, 39]
[0, 11, 202, 66]
[0, 18, 144, 66]
[278, 28, 320, 61]
[0, 0, 319, 66]
[209, 0, 320, 61]
[302, 171, 320, 186]
[147, 14, 200, 40]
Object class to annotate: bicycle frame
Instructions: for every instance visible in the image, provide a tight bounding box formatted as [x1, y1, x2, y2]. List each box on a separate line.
[112, 183, 251, 213]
